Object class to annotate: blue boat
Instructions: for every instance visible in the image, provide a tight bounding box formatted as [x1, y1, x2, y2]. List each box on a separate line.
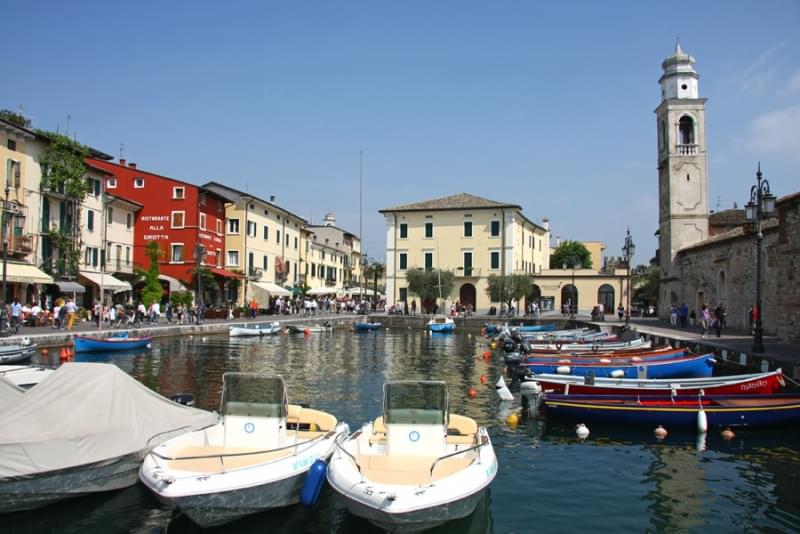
[74, 335, 153, 353]
[519, 353, 715, 379]
[519, 347, 689, 365]
[354, 322, 382, 332]
[485, 323, 555, 335]
[427, 315, 455, 333]
[542, 393, 800, 428]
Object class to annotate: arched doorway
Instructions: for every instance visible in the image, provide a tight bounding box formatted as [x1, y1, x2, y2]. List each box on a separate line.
[459, 283, 476, 311]
[561, 284, 577, 314]
[598, 284, 614, 314]
[525, 284, 542, 314]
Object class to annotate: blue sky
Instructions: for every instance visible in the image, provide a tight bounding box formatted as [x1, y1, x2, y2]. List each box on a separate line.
[4, 1, 798, 265]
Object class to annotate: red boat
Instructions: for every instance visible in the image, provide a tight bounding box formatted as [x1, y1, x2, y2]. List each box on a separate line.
[526, 369, 785, 396]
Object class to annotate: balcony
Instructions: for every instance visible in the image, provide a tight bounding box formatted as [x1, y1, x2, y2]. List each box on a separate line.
[10, 234, 33, 255]
[455, 267, 481, 278]
[676, 144, 698, 155]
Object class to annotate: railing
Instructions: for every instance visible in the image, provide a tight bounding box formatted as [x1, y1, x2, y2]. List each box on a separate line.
[455, 267, 480, 277]
[427, 434, 489, 484]
[677, 144, 698, 155]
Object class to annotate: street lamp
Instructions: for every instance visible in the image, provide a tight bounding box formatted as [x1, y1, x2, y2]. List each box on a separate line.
[744, 163, 776, 353]
[622, 228, 636, 327]
[562, 260, 581, 318]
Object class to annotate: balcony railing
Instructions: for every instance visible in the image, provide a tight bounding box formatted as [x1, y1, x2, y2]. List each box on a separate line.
[455, 267, 481, 277]
[325, 278, 337, 286]
[676, 144, 698, 155]
[10, 234, 33, 254]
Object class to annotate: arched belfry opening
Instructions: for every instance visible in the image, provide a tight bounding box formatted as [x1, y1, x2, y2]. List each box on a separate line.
[678, 115, 695, 145]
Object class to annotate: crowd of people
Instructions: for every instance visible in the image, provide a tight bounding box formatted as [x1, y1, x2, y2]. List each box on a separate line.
[668, 302, 727, 337]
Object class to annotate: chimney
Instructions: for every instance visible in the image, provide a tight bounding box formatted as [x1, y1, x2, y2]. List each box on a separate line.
[542, 217, 550, 231]
[128, 162, 137, 169]
[119, 158, 126, 167]
[270, 195, 276, 203]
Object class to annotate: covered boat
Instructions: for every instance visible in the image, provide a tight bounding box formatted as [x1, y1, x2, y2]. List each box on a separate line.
[0, 363, 217, 513]
[139, 373, 349, 527]
[525, 369, 785, 396]
[0, 340, 38, 365]
[354, 321, 382, 332]
[427, 315, 455, 333]
[542, 392, 800, 428]
[327, 381, 497, 531]
[73, 334, 152, 353]
[0, 375, 23, 409]
[517, 353, 716, 379]
[229, 322, 281, 337]
[0, 365, 55, 389]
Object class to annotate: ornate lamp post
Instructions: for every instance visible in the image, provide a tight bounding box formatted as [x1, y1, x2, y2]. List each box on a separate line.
[744, 163, 776, 353]
[622, 228, 636, 327]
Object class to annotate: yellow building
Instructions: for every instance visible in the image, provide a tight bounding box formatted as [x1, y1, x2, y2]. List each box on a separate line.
[203, 182, 305, 306]
[304, 213, 362, 296]
[380, 193, 550, 312]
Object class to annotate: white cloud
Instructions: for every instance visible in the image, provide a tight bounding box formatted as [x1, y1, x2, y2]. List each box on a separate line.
[748, 104, 800, 160]
[724, 41, 786, 100]
[783, 69, 800, 95]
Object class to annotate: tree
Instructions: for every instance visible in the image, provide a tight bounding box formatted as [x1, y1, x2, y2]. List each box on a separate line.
[0, 109, 31, 128]
[486, 274, 533, 312]
[139, 241, 164, 306]
[550, 240, 592, 269]
[405, 268, 454, 313]
[632, 264, 660, 307]
[364, 260, 385, 301]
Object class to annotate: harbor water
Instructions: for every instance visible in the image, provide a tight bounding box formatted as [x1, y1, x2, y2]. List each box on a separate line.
[9, 328, 800, 533]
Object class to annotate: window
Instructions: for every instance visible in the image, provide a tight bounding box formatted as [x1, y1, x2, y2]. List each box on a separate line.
[263, 255, 268, 270]
[399, 287, 408, 303]
[399, 252, 408, 270]
[7, 139, 16, 151]
[171, 211, 185, 229]
[199, 213, 207, 230]
[125, 246, 131, 266]
[285, 233, 289, 246]
[247, 220, 257, 237]
[227, 250, 239, 266]
[216, 248, 222, 267]
[134, 177, 145, 188]
[490, 220, 500, 237]
[106, 178, 117, 189]
[276, 230, 281, 243]
[424, 252, 433, 271]
[424, 222, 433, 238]
[216, 219, 222, 234]
[463, 251, 473, 276]
[87, 210, 94, 231]
[171, 243, 184, 263]
[86, 178, 101, 196]
[294, 236, 298, 249]
[399, 223, 408, 239]
[115, 245, 121, 269]
[85, 247, 99, 267]
[107, 207, 113, 222]
[679, 115, 695, 145]
[490, 251, 500, 270]
[263, 225, 269, 239]
[227, 218, 240, 234]
[172, 186, 185, 199]
[311, 264, 316, 277]
[464, 221, 472, 238]
[248, 252, 255, 274]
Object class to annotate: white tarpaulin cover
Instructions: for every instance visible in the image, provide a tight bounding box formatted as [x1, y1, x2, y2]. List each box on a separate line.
[0, 377, 23, 410]
[0, 362, 218, 478]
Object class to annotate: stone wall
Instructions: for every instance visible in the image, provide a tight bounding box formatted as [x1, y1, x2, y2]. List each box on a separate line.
[671, 193, 799, 342]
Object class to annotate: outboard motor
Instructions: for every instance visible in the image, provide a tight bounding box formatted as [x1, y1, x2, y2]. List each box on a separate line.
[502, 338, 517, 353]
[520, 380, 543, 413]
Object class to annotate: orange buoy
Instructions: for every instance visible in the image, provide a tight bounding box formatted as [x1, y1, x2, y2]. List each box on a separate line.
[489, 342, 497, 350]
[654, 425, 668, 440]
[467, 388, 478, 398]
[721, 427, 735, 440]
[483, 350, 491, 359]
[480, 328, 486, 336]
[41, 348, 48, 356]
[304, 329, 311, 336]
[59, 347, 69, 361]
[480, 374, 488, 384]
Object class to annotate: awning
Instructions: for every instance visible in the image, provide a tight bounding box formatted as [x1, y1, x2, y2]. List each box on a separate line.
[55, 281, 86, 293]
[1, 263, 53, 284]
[248, 281, 292, 306]
[208, 267, 245, 278]
[306, 286, 339, 296]
[79, 271, 132, 293]
[159, 275, 188, 292]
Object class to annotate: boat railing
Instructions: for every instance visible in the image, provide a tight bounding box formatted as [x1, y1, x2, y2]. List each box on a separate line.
[427, 434, 489, 485]
[145, 424, 203, 450]
[334, 430, 363, 475]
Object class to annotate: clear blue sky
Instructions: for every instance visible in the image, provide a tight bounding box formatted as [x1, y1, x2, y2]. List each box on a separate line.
[4, 1, 799, 265]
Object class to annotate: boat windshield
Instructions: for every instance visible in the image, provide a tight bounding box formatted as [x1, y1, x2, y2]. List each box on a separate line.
[221, 373, 287, 418]
[383, 381, 448, 425]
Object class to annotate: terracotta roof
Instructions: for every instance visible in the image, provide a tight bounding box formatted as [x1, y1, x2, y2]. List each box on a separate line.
[379, 193, 520, 213]
[709, 209, 746, 227]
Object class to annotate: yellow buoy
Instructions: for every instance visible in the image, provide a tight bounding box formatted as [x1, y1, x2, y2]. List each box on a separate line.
[490, 342, 497, 350]
[506, 413, 519, 426]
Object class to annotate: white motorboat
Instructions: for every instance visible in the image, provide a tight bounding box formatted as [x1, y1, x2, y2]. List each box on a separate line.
[139, 373, 349, 527]
[0, 365, 54, 389]
[0, 339, 38, 365]
[0, 375, 23, 409]
[327, 381, 497, 531]
[229, 321, 281, 337]
[0, 363, 217, 513]
[427, 315, 455, 333]
[286, 322, 332, 334]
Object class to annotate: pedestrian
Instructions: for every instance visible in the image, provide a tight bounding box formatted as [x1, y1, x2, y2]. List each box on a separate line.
[714, 303, 726, 337]
[65, 298, 77, 330]
[700, 304, 711, 338]
[249, 297, 258, 319]
[411, 299, 417, 315]
[679, 303, 688, 328]
[10, 298, 22, 330]
[93, 300, 102, 327]
[617, 303, 624, 321]
[670, 304, 678, 327]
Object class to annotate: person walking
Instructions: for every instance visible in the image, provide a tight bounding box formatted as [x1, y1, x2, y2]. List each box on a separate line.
[411, 299, 417, 315]
[700, 304, 711, 338]
[617, 303, 624, 321]
[714, 303, 726, 337]
[678, 303, 689, 328]
[670, 304, 678, 327]
[65, 298, 78, 330]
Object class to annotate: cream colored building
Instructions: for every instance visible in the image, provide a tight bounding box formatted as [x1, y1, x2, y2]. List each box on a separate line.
[380, 193, 550, 312]
[304, 213, 362, 296]
[203, 182, 305, 307]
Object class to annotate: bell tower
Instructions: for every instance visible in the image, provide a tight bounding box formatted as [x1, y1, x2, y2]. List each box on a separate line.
[656, 43, 709, 310]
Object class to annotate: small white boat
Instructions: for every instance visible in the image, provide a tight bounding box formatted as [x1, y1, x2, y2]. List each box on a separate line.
[427, 315, 455, 333]
[327, 381, 497, 531]
[0, 365, 55, 389]
[139, 373, 349, 527]
[286, 322, 332, 334]
[0, 339, 38, 365]
[229, 322, 281, 337]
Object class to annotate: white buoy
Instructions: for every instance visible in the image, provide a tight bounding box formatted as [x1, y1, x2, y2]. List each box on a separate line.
[575, 423, 590, 440]
[610, 369, 625, 378]
[495, 376, 514, 402]
[556, 365, 571, 375]
[654, 425, 668, 440]
[697, 408, 708, 433]
[599, 358, 611, 364]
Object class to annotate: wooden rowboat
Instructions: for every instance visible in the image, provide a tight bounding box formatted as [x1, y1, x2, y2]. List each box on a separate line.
[518, 353, 716, 379]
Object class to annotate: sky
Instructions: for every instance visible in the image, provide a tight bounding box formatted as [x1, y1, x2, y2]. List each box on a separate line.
[3, 1, 799, 266]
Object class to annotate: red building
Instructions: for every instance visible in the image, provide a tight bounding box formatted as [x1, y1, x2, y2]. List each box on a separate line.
[87, 157, 241, 304]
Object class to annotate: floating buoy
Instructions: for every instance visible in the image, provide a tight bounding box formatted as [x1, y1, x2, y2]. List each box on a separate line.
[697, 408, 708, 433]
[41, 348, 48, 356]
[304, 328, 311, 336]
[610, 370, 625, 378]
[482, 351, 491, 359]
[468, 388, 478, 398]
[599, 358, 611, 364]
[506, 413, 519, 426]
[558, 359, 571, 364]
[631, 356, 642, 362]
[300, 459, 328, 507]
[495, 377, 513, 401]
[721, 427, 735, 441]
[490, 342, 497, 350]
[480, 374, 488, 384]
[575, 423, 590, 440]
[654, 425, 668, 440]
[556, 365, 571, 375]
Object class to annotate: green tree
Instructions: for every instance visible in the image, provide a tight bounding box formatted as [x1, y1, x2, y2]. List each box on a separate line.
[364, 260, 385, 300]
[550, 240, 592, 269]
[486, 274, 533, 312]
[0, 109, 32, 128]
[139, 241, 164, 306]
[632, 264, 660, 307]
[405, 268, 454, 312]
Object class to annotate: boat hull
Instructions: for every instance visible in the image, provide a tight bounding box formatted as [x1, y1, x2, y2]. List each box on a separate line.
[0, 345, 37, 365]
[229, 325, 281, 337]
[73, 337, 152, 353]
[354, 322, 382, 332]
[519, 354, 715, 379]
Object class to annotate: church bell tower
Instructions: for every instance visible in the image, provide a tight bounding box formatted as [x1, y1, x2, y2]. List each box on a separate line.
[656, 43, 709, 309]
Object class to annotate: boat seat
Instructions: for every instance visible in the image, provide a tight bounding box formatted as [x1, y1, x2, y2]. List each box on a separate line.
[448, 414, 478, 436]
[166, 445, 293, 473]
[369, 416, 387, 446]
[354, 453, 473, 485]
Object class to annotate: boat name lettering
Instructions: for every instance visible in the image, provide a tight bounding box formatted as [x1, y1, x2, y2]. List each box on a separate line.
[485, 459, 498, 478]
[292, 456, 315, 471]
[740, 380, 767, 392]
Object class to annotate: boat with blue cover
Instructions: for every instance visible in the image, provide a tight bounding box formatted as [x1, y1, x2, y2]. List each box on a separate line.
[542, 393, 800, 428]
[518, 353, 715, 379]
[73, 334, 152, 353]
[353, 321, 382, 332]
[427, 315, 455, 333]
